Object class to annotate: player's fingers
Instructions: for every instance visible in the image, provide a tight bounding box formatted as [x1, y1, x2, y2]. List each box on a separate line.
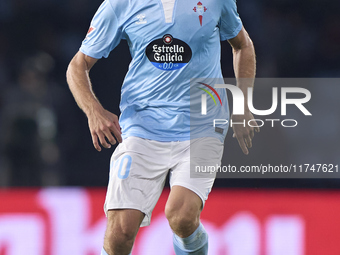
[109, 113, 122, 135]
[103, 129, 116, 145]
[91, 133, 101, 152]
[113, 129, 122, 143]
[112, 117, 123, 142]
[97, 132, 111, 149]
[245, 135, 252, 148]
[108, 124, 122, 143]
[249, 119, 260, 133]
[250, 129, 255, 139]
[236, 134, 249, 155]
[114, 121, 122, 135]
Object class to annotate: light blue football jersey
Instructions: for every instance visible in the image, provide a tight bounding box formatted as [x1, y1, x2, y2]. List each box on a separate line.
[80, 0, 242, 142]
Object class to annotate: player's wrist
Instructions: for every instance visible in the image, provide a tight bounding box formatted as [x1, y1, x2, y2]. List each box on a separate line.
[84, 100, 104, 117]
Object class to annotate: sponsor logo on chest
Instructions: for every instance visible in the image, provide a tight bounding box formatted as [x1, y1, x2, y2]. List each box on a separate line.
[145, 34, 192, 71]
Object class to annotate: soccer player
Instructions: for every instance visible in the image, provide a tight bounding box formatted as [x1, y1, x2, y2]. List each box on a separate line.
[66, 0, 258, 254]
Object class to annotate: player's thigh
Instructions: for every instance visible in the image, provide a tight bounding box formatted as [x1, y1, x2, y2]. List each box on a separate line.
[169, 137, 224, 209]
[165, 185, 202, 221]
[105, 209, 144, 240]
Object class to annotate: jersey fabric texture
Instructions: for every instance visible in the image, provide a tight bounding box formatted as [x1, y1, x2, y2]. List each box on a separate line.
[80, 0, 242, 142]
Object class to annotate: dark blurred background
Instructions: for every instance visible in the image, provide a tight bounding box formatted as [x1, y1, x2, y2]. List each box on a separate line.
[0, 0, 339, 188]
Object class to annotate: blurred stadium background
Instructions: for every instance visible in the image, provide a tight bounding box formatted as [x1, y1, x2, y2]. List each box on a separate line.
[0, 0, 339, 254]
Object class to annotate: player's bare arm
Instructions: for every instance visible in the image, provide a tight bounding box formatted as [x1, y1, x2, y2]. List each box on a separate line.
[228, 26, 260, 155]
[66, 51, 122, 152]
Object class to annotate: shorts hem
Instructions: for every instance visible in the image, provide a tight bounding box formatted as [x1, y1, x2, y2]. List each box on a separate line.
[104, 203, 151, 227]
[170, 182, 209, 208]
[123, 133, 191, 142]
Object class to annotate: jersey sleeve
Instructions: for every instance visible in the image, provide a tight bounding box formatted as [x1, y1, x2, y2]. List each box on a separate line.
[219, 0, 243, 41]
[79, 0, 123, 59]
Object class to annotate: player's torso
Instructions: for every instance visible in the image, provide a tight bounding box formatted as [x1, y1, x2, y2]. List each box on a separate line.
[110, 0, 229, 141]
[112, 0, 223, 72]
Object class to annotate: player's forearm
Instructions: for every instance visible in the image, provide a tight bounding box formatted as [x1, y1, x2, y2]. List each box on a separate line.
[66, 55, 102, 116]
[232, 36, 256, 111]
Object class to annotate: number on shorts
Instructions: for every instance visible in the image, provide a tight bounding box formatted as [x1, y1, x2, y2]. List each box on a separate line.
[117, 155, 132, 179]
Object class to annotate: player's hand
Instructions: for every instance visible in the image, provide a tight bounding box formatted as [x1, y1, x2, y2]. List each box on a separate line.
[87, 105, 122, 151]
[231, 111, 260, 155]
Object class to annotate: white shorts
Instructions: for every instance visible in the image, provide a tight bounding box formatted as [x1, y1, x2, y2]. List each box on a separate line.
[104, 136, 224, 227]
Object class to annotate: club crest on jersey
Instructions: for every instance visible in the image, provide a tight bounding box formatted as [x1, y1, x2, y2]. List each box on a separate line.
[193, 2, 207, 26]
[145, 34, 192, 71]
